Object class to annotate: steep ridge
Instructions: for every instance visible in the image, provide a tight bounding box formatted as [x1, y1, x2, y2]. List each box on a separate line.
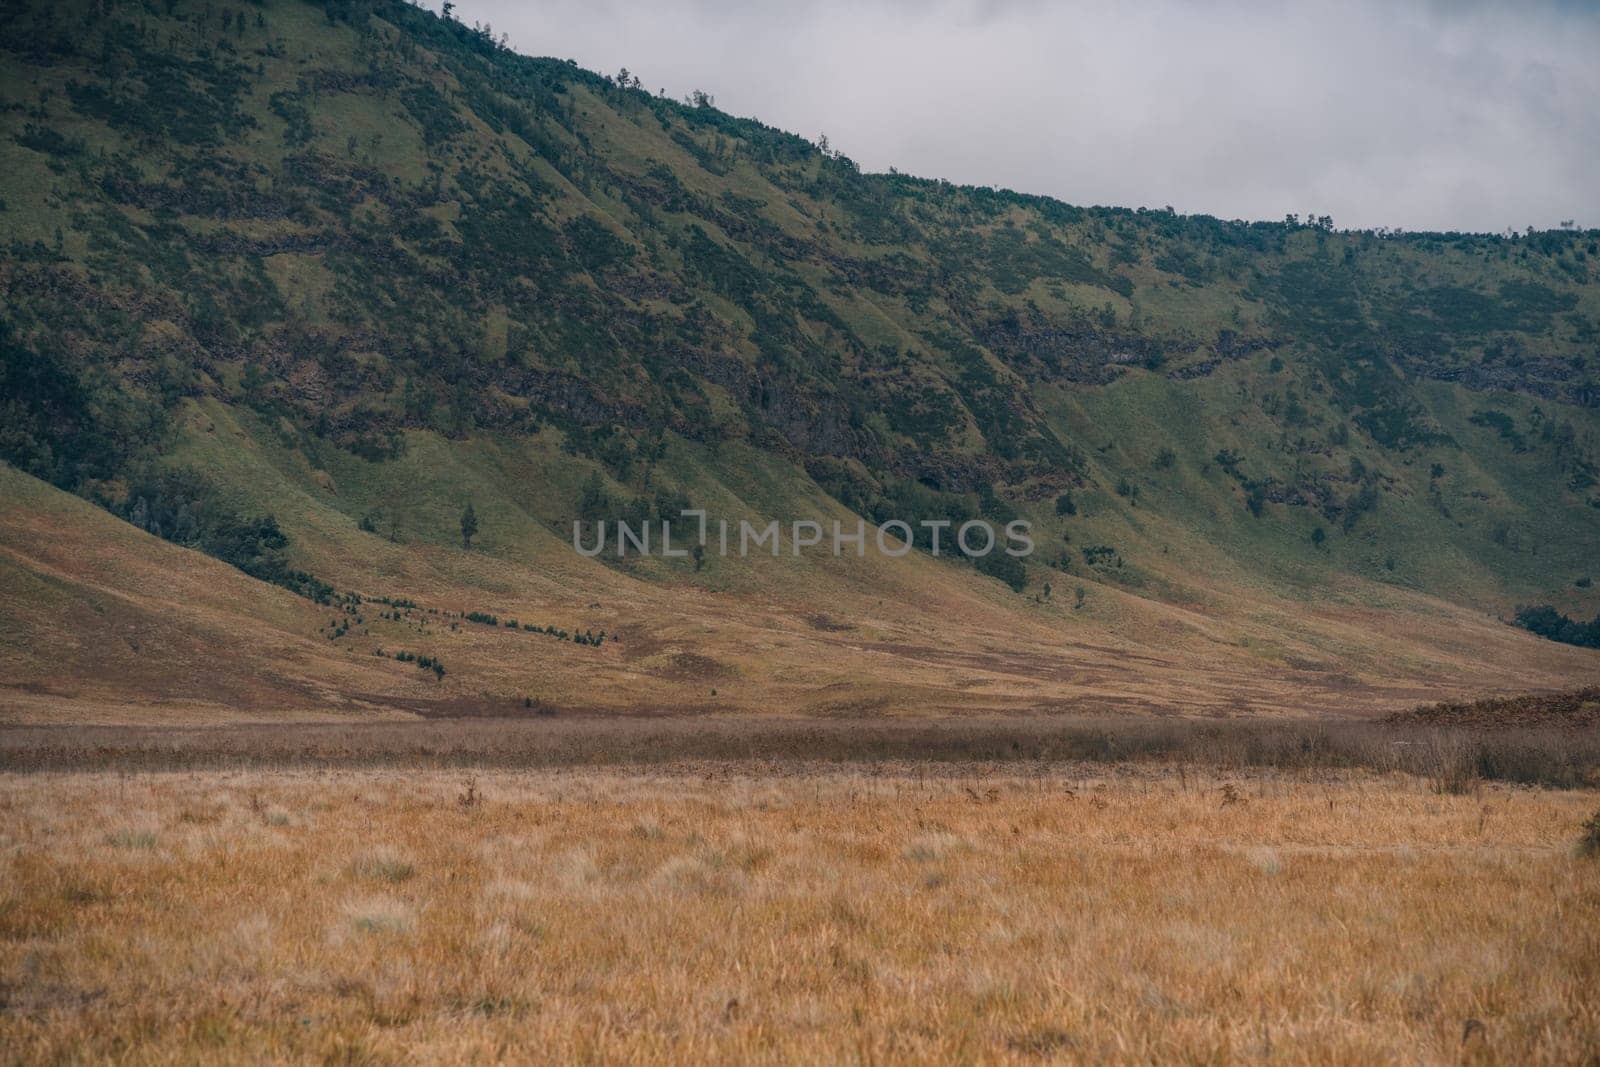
[0, 0, 1596, 721]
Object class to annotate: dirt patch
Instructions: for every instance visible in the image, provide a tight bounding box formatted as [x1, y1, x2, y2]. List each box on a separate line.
[4, 680, 79, 698]
[649, 652, 735, 682]
[803, 695, 893, 718]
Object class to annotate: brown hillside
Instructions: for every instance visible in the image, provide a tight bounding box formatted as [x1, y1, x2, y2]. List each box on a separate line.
[4, 463, 1597, 724]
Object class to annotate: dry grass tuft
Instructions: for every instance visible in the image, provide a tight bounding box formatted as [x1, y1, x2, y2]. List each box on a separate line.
[351, 848, 417, 884]
[341, 896, 414, 936]
[102, 828, 159, 850]
[1422, 731, 1482, 795]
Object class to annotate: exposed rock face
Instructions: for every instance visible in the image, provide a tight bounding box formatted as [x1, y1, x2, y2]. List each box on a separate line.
[1407, 354, 1593, 407]
[978, 316, 1175, 384]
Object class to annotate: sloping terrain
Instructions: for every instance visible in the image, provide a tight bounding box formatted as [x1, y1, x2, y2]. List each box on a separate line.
[0, 0, 1596, 722]
[0, 463, 414, 721]
[3, 460, 1595, 724]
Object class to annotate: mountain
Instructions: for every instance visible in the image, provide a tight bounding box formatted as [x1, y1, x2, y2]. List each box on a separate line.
[1, 0, 1597, 722]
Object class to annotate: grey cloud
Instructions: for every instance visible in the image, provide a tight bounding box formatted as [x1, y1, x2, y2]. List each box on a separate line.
[433, 0, 1600, 231]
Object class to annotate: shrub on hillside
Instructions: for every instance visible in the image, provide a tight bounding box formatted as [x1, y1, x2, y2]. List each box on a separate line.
[1513, 605, 1600, 649]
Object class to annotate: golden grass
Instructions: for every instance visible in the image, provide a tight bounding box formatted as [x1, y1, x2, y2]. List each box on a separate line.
[2, 766, 1597, 1063]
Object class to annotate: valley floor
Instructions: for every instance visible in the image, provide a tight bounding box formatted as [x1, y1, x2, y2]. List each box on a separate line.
[2, 762, 1596, 1063]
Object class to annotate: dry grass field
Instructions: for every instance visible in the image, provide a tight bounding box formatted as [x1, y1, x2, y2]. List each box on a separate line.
[3, 760, 1598, 1064]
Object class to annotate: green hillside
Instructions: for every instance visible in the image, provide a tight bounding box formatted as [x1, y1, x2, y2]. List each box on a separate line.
[2, 0, 1598, 639]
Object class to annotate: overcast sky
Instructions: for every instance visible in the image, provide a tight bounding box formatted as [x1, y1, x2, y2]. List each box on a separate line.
[428, 0, 1600, 233]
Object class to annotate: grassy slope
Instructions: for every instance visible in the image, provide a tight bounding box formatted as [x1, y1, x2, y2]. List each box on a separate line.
[0, 0, 1597, 721]
[0, 462, 417, 722]
[4, 454, 1595, 724]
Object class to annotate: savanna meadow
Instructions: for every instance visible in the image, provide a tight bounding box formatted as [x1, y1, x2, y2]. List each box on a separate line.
[2, 0, 1600, 1062]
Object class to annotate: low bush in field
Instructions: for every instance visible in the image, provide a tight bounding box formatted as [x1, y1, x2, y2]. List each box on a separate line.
[2, 716, 1597, 787]
[1579, 809, 1600, 858]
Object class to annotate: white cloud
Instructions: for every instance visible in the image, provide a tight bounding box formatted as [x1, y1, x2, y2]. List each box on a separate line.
[431, 0, 1600, 231]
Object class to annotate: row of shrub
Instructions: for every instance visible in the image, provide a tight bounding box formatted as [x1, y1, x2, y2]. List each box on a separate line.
[464, 611, 607, 648]
[377, 648, 446, 679]
[5, 716, 1597, 788]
